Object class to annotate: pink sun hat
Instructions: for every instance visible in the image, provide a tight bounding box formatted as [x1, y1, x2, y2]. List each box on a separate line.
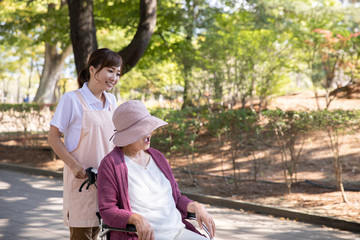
[111, 100, 168, 147]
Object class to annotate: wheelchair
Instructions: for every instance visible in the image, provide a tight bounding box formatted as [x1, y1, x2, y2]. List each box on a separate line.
[79, 167, 213, 240]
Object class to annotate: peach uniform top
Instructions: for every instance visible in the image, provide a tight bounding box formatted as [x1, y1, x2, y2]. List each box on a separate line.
[50, 83, 116, 227]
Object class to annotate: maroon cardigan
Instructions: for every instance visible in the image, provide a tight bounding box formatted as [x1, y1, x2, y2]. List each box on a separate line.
[97, 147, 199, 240]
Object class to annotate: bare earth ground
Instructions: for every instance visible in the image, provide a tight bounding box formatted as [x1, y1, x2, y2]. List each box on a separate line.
[0, 91, 359, 224]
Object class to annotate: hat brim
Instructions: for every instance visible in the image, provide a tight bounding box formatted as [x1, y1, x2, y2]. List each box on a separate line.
[112, 115, 167, 147]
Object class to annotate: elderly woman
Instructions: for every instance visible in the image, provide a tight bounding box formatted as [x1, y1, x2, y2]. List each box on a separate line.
[97, 100, 215, 240]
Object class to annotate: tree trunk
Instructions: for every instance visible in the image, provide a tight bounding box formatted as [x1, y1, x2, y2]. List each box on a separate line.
[180, 0, 197, 109]
[327, 127, 349, 203]
[26, 58, 34, 101]
[33, 44, 72, 104]
[68, 0, 98, 74]
[119, 0, 157, 74]
[334, 155, 349, 203]
[231, 144, 239, 191]
[68, 0, 157, 75]
[181, 68, 193, 109]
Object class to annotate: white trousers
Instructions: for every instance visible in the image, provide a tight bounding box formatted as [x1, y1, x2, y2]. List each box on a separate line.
[174, 228, 209, 240]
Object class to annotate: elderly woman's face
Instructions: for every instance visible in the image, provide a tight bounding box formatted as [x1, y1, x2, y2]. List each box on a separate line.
[127, 132, 153, 151]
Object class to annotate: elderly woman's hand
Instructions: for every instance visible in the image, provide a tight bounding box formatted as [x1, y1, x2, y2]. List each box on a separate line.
[128, 213, 154, 240]
[187, 201, 216, 238]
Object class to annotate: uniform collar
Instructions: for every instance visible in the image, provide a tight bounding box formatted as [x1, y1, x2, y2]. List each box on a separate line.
[80, 82, 111, 109]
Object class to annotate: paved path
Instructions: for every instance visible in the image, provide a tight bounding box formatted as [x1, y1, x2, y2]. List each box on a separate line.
[0, 169, 359, 240]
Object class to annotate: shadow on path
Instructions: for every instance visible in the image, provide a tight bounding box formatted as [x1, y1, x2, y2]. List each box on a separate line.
[0, 169, 68, 240]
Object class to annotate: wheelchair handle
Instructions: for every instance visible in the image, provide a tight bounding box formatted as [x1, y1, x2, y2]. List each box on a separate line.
[79, 167, 98, 192]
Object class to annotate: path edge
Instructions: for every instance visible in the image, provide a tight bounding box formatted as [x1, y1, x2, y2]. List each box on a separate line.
[183, 192, 360, 233]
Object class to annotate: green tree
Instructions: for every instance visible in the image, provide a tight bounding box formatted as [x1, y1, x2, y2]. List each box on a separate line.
[1, 0, 158, 103]
[263, 110, 312, 194]
[198, 4, 292, 109]
[0, 0, 72, 104]
[284, 0, 348, 108]
[311, 110, 360, 203]
[68, 0, 157, 75]
[207, 109, 258, 191]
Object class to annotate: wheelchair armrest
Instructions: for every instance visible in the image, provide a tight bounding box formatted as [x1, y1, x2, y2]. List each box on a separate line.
[186, 212, 213, 240]
[97, 211, 137, 239]
[99, 211, 212, 239]
[102, 223, 137, 233]
[187, 212, 196, 220]
[100, 212, 195, 234]
[98, 220, 137, 239]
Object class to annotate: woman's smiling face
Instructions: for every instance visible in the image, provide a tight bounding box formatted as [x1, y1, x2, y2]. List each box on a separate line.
[91, 65, 121, 91]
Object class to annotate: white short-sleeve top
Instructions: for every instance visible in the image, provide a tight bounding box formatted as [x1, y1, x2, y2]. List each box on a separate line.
[50, 82, 117, 152]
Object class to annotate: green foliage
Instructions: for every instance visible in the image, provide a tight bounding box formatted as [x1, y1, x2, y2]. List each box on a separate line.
[261, 108, 360, 137]
[95, 0, 139, 29]
[151, 105, 360, 155]
[206, 108, 258, 142]
[262, 109, 313, 134]
[0, 103, 56, 112]
[1, 0, 360, 107]
[310, 109, 360, 131]
[197, 2, 299, 107]
[119, 61, 183, 100]
[0, 0, 70, 48]
[150, 106, 210, 154]
[262, 109, 314, 192]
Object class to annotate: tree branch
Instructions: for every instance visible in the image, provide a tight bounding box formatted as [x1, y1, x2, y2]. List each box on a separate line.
[119, 0, 157, 74]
